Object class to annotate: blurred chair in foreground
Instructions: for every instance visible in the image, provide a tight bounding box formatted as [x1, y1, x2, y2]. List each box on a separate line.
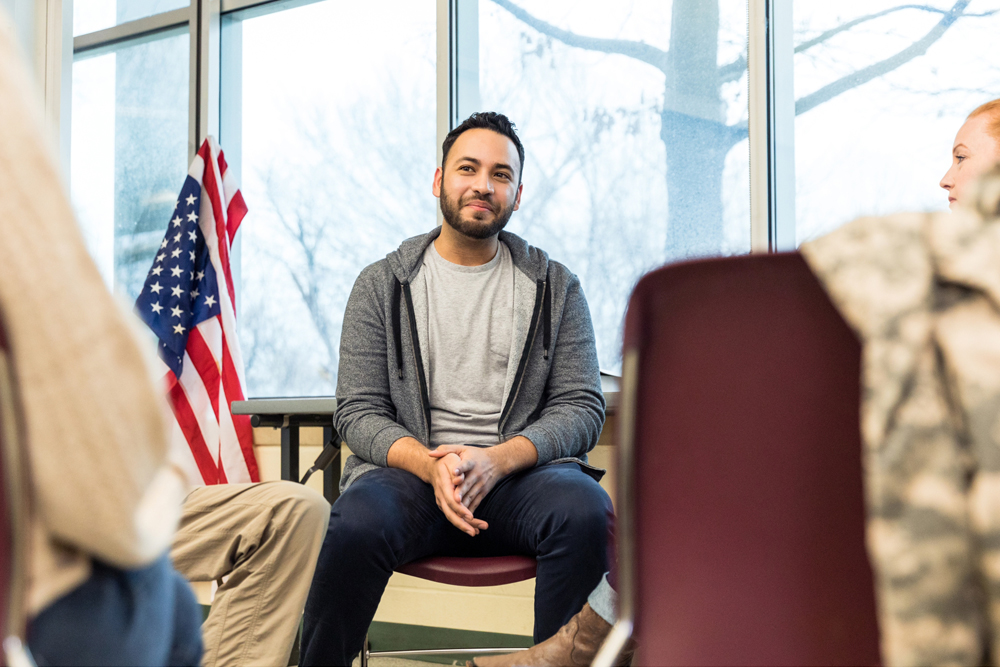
[602, 252, 881, 666]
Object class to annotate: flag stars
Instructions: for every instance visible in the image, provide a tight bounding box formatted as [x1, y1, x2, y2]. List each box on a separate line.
[151, 266, 163, 276]
[191, 288, 200, 299]
[196, 270, 205, 281]
[160, 239, 168, 249]
[204, 295, 217, 308]
[186, 194, 196, 206]
[173, 233, 182, 244]
[187, 211, 198, 223]
[170, 305, 183, 318]
[171, 285, 184, 298]
[188, 230, 197, 241]
[170, 266, 183, 277]
[156, 253, 166, 263]
[171, 216, 182, 228]
[171, 248, 182, 258]
[150, 282, 163, 294]
[150, 302, 163, 314]
[189, 251, 196, 262]
[173, 323, 186, 335]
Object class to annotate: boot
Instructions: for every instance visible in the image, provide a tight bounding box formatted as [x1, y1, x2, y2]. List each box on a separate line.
[468, 603, 634, 667]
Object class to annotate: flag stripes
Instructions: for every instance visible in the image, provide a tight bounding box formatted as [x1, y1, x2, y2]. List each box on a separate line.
[136, 136, 260, 487]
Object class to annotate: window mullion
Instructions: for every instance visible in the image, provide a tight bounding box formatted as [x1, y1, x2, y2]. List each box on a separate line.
[748, 0, 795, 253]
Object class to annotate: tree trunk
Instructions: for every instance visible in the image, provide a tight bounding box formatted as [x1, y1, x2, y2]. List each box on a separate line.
[662, 0, 727, 259]
[661, 110, 732, 259]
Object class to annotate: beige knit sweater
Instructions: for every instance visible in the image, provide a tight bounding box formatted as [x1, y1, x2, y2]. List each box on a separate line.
[0, 11, 185, 614]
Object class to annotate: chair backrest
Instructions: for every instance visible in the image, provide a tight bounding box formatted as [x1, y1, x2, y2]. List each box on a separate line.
[0, 309, 29, 663]
[617, 253, 880, 666]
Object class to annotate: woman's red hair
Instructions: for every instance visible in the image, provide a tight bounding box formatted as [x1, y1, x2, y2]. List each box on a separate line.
[969, 99, 1000, 143]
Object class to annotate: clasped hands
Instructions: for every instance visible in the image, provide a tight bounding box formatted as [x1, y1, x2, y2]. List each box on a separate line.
[388, 435, 537, 538]
[427, 445, 502, 537]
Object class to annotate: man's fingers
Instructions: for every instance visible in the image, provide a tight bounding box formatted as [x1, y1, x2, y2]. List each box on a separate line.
[438, 479, 478, 523]
[428, 445, 464, 459]
[443, 505, 478, 536]
[460, 471, 482, 497]
[434, 486, 478, 536]
[461, 477, 486, 507]
[466, 482, 491, 514]
[468, 492, 486, 514]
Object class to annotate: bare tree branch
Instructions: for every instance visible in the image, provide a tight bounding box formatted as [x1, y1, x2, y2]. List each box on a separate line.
[796, 0, 971, 116]
[489, 0, 670, 73]
[716, 3, 995, 90]
[795, 3, 993, 55]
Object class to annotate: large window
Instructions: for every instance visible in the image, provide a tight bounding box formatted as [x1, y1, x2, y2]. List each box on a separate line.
[224, 0, 437, 396]
[71, 29, 189, 297]
[68, 0, 1000, 397]
[792, 1, 1000, 243]
[74, 0, 189, 36]
[479, 0, 750, 371]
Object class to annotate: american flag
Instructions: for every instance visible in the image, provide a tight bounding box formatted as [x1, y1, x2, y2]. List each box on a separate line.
[135, 137, 259, 486]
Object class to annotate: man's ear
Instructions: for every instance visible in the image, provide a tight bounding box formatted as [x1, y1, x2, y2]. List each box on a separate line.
[513, 182, 523, 211]
[433, 167, 443, 198]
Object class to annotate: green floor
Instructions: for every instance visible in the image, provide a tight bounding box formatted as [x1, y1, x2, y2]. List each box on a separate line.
[200, 606, 531, 666]
[363, 621, 532, 665]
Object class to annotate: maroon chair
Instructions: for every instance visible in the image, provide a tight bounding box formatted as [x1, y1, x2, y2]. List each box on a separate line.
[0, 312, 33, 666]
[360, 555, 536, 665]
[597, 253, 880, 666]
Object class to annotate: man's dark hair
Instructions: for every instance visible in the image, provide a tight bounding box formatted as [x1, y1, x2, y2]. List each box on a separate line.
[441, 112, 525, 184]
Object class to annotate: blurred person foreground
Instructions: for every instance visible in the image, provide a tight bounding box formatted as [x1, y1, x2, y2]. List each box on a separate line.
[800, 164, 1000, 665]
[0, 7, 329, 667]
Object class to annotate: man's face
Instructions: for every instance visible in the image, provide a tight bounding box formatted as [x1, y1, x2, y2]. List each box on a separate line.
[433, 128, 523, 239]
[940, 113, 1000, 209]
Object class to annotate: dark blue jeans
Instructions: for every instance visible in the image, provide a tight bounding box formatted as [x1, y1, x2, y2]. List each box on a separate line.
[301, 462, 614, 666]
[27, 554, 203, 667]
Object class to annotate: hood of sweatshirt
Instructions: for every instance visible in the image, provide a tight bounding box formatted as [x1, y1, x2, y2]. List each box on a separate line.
[385, 227, 551, 285]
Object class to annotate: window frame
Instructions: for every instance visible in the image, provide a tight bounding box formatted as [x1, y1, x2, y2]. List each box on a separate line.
[64, 0, 791, 391]
[68, 0, 790, 242]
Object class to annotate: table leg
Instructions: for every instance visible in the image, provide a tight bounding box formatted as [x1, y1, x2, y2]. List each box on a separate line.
[280, 421, 300, 482]
[322, 425, 341, 504]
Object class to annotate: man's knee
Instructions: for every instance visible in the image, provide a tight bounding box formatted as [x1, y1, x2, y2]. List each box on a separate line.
[321, 477, 409, 555]
[243, 481, 332, 547]
[274, 482, 331, 534]
[540, 472, 614, 543]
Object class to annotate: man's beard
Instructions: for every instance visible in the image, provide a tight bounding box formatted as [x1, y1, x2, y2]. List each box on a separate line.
[439, 183, 515, 240]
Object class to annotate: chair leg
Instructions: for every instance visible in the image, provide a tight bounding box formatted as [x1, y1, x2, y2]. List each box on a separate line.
[360, 633, 370, 667]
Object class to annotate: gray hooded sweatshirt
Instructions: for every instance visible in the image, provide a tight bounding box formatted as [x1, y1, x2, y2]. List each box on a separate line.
[335, 227, 606, 491]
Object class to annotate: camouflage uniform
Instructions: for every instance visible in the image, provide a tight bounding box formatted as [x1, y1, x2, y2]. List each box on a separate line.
[800, 167, 1000, 666]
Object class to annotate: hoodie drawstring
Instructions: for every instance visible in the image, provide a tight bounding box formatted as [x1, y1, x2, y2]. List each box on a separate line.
[392, 278, 403, 378]
[542, 269, 551, 360]
[395, 267, 550, 372]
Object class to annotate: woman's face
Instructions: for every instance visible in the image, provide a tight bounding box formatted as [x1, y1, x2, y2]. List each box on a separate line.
[940, 113, 1000, 210]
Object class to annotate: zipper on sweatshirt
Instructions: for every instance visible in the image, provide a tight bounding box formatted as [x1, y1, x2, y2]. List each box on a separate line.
[400, 280, 432, 442]
[498, 277, 547, 441]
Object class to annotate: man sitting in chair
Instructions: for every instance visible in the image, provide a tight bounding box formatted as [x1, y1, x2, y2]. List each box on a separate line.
[300, 112, 614, 666]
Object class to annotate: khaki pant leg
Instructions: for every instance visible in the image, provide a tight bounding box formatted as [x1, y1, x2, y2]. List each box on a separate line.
[171, 482, 330, 667]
